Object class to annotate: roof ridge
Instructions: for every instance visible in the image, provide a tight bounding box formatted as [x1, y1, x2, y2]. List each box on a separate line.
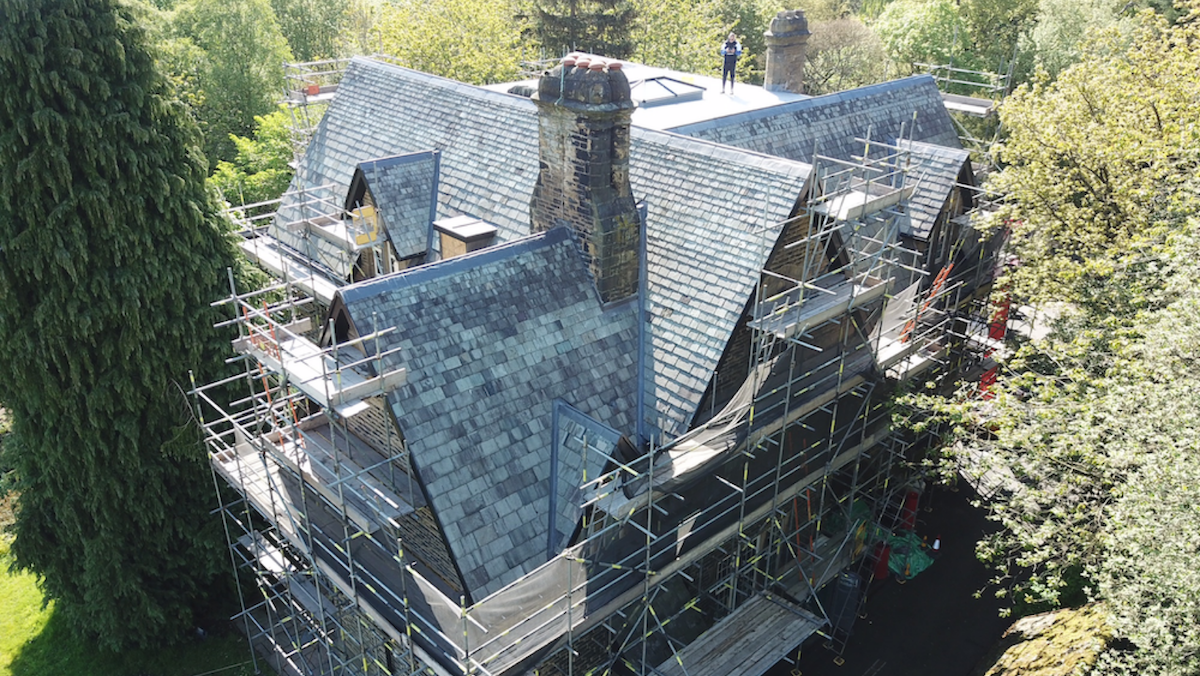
[666, 74, 940, 135]
[349, 56, 536, 111]
[339, 227, 569, 305]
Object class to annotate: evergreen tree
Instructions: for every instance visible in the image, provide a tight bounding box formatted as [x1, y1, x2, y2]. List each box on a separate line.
[529, 0, 637, 59]
[0, 0, 239, 650]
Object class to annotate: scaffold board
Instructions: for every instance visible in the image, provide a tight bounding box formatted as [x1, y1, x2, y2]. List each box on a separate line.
[655, 593, 824, 676]
[813, 184, 915, 221]
[239, 237, 340, 305]
[941, 92, 997, 117]
[232, 332, 406, 418]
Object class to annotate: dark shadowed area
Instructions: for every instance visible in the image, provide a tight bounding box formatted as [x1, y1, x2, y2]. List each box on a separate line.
[770, 485, 1010, 676]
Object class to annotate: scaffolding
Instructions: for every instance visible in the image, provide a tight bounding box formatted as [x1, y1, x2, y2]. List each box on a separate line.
[219, 57, 402, 334]
[196, 124, 1006, 676]
[916, 62, 1012, 172]
[284, 59, 353, 156]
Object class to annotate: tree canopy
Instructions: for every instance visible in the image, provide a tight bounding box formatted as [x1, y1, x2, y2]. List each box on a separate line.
[270, 0, 347, 62]
[377, 0, 527, 85]
[528, 0, 637, 59]
[0, 0, 239, 649]
[874, 0, 975, 72]
[210, 108, 298, 207]
[901, 4, 1200, 673]
[804, 16, 887, 94]
[172, 0, 293, 164]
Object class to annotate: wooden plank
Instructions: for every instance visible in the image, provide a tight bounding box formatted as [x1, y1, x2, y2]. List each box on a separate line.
[942, 93, 997, 117]
[656, 593, 823, 676]
[239, 238, 339, 304]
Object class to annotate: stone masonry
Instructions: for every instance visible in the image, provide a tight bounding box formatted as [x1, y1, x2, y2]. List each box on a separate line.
[530, 55, 641, 304]
[764, 10, 811, 95]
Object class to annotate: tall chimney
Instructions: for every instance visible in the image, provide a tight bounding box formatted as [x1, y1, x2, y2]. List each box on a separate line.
[763, 10, 811, 94]
[530, 55, 640, 304]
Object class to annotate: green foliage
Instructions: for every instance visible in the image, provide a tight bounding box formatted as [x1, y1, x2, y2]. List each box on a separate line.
[0, 410, 12, 499]
[3, 533, 265, 676]
[710, 0, 780, 84]
[0, 0, 239, 650]
[342, 0, 386, 56]
[873, 0, 975, 72]
[991, 8, 1200, 306]
[173, 0, 293, 165]
[2, 537, 265, 672]
[961, 0, 1037, 73]
[528, 0, 637, 59]
[628, 0, 779, 84]
[901, 6, 1200, 673]
[271, 0, 347, 62]
[1023, 0, 1131, 78]
[629, 0, 724, 76]
[804, 17, 887, 94]
[378, 0, 527, 84]
[155, 36, 209, 115]
[210, 108, 298, 207]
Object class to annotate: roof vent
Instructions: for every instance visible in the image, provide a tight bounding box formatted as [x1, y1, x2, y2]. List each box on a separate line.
[433, 215, 498, 259]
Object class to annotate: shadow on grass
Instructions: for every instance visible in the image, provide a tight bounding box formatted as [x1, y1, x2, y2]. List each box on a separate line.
[8, 607, 264, 676]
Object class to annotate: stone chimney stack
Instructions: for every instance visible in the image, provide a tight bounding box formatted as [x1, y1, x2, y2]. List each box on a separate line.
[530, 55, 640, 304]
[763, 10, 811, 94]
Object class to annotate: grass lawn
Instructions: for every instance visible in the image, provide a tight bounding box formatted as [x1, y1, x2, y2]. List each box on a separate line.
[0, 535, 266, 676]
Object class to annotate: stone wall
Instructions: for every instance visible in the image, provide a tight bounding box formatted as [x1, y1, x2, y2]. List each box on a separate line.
[530, 55, 641, 304]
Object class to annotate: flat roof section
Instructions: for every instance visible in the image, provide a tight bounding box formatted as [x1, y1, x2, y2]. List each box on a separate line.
[487, 61, 809, 131]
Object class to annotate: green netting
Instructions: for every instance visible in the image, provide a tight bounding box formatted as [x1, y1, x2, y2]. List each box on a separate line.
[887, 531, 934, 580]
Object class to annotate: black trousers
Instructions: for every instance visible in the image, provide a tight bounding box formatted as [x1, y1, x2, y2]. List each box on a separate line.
[722, 62, 736, 89]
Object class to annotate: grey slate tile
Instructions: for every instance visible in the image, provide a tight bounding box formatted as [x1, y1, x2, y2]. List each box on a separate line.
[279, 57, 957, 603]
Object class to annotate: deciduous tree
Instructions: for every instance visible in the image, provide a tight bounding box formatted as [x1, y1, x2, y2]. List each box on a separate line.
[899, 6, 1200, 673]
[1023, 0, 1129, 77]
[378, 0, 526, 85]
[210, 109, 298, 207]
[271, 0, 347, 62]
[805, 16, 887, 94]
[873, 0, 974, 72]
[173, 0, 293, 165]
[630, 0, 724, 76]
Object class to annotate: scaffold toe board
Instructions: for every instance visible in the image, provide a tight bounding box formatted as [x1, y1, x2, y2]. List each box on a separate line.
[655, 593, 825, 676]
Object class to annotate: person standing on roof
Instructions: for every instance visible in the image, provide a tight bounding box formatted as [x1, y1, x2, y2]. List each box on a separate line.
[720, 32, 742, 94]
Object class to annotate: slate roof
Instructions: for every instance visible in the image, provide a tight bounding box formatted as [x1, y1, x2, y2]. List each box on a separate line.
[275, 58, 995, 598]
[293, 57, 811, 444]
[629, 130, 808, 437]
[270, 62, 542, 281]
[667, 76, 964, 250]
[667, 75, 960, 163]
[337, 227, 637, 599]
[286, 63, 538, 241]
[351, 152, 441, 258]
[896, 140, 972, 240]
